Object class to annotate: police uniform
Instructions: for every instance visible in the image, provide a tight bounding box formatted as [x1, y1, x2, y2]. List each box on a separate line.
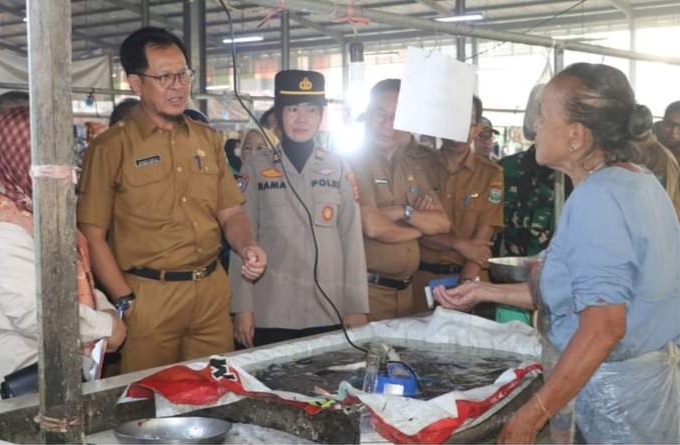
[77, 105, 243, 372]
[351, 139, 441, 321]
[411, 145, 504, 313]
[229, 70, 368, 345]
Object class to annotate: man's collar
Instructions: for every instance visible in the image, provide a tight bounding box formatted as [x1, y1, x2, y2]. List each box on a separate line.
[130, 104, 189, 139]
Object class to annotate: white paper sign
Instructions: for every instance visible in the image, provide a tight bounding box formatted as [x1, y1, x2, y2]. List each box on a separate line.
[394, 47, 476, 142]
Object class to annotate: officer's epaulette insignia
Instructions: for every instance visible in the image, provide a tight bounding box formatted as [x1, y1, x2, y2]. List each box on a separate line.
[299, 77, 313, 91]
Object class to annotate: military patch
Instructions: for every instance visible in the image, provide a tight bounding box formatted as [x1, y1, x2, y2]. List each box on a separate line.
[315, 168, 335, 176]
[345, 170, 360, 202]
[322, 205, 334, 221]
[135, 155, 161, 167]
[260, 167, 283, 178]
[235, 174, 248, 193]
[489, 188, 502, 204]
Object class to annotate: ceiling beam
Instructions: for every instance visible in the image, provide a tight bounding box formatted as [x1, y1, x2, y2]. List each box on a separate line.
[101, 0, 226, 48]
[289, 12, 344, 42]
[606, 0, 634, 18]
[414, 0, 452, 16]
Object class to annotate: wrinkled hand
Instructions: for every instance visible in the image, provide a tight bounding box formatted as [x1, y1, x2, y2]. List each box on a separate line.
[241, 245, 267, 281]
[497, 399, 549, 444]
[456, 238, 491, 266]
[413, 195, 434, 211]
[343, 313, 368, 328]
[433, 281, 491, 312]
[234, 312, 255, 348]
[105, 311, 127, 352]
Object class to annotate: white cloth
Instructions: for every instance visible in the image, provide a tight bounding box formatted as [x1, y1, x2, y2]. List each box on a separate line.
[0, 222, 113, 379]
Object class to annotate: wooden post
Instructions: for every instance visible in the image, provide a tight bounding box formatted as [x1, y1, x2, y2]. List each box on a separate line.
[26, 0, 84, 443]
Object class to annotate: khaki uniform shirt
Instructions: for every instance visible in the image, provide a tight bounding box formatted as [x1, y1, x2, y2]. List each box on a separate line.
[351, 140, 441, 280]
[77, 105, 243, 271]
[230, 147, 368, 329]
[414, 147, 504, 265]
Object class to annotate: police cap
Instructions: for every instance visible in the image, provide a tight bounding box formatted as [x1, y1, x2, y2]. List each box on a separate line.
[275, 70, 327, 107]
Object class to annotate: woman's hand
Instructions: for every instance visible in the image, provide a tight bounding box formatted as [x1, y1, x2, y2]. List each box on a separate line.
[497, 396, 550, 444]
[433, 281, 494, 311]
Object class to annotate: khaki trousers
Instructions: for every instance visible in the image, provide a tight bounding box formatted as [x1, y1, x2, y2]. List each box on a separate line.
[120, 264, 233, 373]
[368, 284, 414, 322]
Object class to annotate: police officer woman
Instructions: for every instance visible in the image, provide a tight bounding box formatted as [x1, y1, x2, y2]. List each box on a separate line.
[230, 70, 369, 347]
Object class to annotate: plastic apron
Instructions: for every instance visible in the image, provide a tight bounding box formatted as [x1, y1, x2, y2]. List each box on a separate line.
[529, 257, 680, 444]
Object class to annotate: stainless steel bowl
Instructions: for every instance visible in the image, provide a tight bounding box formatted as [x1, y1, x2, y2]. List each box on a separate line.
[488, 257, 532, 283]
[114, 417, 232, 444]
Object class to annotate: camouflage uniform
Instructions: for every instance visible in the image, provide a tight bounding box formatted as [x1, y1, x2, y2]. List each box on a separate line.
[496, 145, 555, 257]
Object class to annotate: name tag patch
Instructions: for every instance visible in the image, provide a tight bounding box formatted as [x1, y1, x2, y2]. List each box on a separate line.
[135, 155, 161, 167]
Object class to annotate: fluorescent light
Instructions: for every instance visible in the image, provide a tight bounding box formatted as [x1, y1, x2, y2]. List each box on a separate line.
[206, 85, 231, 91]
[222, 36, 264, 44]
[435, 13, 484, 23]
[23, 17, 27, 22]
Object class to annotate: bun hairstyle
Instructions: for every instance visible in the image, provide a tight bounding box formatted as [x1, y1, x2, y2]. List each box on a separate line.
[556, 63, 652, 164]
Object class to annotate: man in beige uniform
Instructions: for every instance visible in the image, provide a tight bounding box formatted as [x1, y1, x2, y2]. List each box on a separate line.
[77, 27, 266, 373]
[351, 79, 450, 321]
[411, 96, 504, 314]
[230, 70, 368, 347]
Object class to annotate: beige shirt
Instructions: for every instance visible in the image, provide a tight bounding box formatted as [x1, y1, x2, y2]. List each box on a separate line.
[351, 140, 441, 279]
[77, 105, 243, 271]
[230, 147, 369, 329]
[412, 147, 504, 265]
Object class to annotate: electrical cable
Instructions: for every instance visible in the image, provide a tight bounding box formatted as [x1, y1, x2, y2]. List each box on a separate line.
[217, 0, 368, 354]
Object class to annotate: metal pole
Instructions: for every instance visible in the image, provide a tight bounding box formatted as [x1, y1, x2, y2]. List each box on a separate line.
[27, 1, 84, 442]
[455, 0, 465, 62]
[281, 10, 291, 70]
[184, 0, 208, 114]
[629, 18, 637, 90]
[553, 47, 566, 228]
[141, 0, 150, 27]
[341, 41, 348, 101]
[239, 0, 680, 65]
[471, 37, 479, 95]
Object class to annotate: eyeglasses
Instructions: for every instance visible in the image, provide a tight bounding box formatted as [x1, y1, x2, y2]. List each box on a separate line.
[136, 68, 195, 88]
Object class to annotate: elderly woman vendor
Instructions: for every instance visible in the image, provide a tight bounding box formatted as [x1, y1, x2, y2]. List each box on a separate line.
[434, 63, 679, 444]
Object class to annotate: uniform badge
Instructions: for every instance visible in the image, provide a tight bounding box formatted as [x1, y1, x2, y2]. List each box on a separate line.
[407, 174, 415, 182]
[374, 179, 388, 185]
[235, 174, 248, 193]
[464, 192, 479, 208]
[321, 205, 334, 221]
[315, 168, 334, 176]
[489, 188, 502, 204]
[345, 170, 360, 203]
[314, 149, 325, 160]
[196, 148, 206, 157]
[260, 167, 283, 178]
[299, 77, 313, 91]
[135, 155, 161, 167]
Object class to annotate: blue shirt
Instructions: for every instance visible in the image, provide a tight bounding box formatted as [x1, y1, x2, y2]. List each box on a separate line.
[540, 166, 680, 360]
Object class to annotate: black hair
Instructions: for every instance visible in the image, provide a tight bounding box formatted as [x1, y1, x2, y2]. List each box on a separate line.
[224, 138, 242, 172]
[665, 101, 680, 119]
[259, 107, 276, 129]
[109, 98, 139, 126]
[556, 62, 652, 165]
[0, 91, 29, 114]
[370, 79, 401, 100]
[472, 95, 483, 125]
[119, 27, 188, 75]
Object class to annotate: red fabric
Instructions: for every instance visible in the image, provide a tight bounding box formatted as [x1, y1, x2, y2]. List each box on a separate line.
[0, 106, 32, 213]
[125, 360, 331, 416]
[369, 363, 544, 444]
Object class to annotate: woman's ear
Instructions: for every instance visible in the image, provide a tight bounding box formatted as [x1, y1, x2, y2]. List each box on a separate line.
[568, 122, 590, 152]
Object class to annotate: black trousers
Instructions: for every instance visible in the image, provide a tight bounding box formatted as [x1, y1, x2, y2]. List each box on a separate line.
[253, 325, 341, 347]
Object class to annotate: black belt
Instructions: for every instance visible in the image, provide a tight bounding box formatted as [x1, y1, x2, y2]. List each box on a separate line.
[419, 261, 462, 274]
[367, 273, 411, 290]
[127, 260, 218, 282]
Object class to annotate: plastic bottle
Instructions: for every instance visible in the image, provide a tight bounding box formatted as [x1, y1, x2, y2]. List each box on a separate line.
[362, 343, 385, 393]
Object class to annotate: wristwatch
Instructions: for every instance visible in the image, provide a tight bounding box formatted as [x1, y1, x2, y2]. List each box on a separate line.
[460, 277, 480, 284]
[403, 204, 415, 221]
[114, 292, 136, 318]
